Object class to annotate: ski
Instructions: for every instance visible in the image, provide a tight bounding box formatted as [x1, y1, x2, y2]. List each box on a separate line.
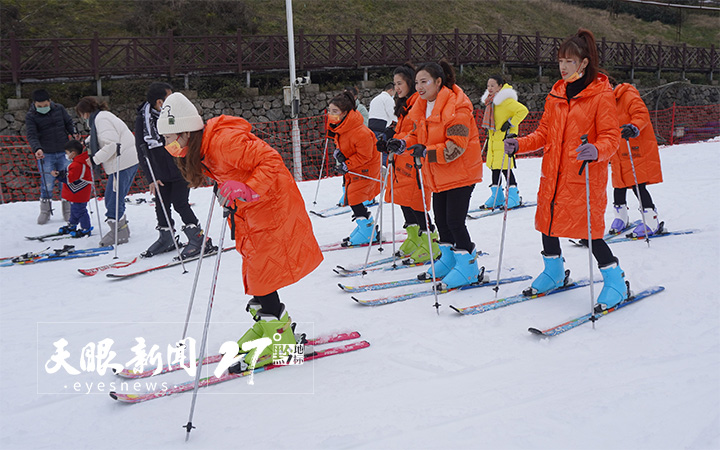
[310, 201, 378, 218]
[25, 231, 66, 241]
[1, 245, 113, 266]
[569, 220, 642, 246]
[78, 257, 139, 276]
[352, 275, 532, 306]
[528, 286, 665, 337]
[105, 245, 233, 279]
[450, 278, 601, 315]
[320, 231, 406, 252]
[109, 340, 370, 403]
[334, 251, 490, 277]
[114, 331, 362, 379]
[605, 224, 697, 244]
[467, 202, 537, 220]
[0, 247, 50, 262]
[339, 266, 509, 293]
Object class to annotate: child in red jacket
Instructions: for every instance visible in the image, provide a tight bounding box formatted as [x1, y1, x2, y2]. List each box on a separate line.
[52, 140, 93, 237]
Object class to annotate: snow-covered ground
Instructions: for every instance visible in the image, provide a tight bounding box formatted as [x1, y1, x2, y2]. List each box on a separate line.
[1, 139, 718, 450]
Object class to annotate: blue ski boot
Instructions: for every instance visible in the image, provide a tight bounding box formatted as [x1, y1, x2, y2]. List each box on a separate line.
[441, 247, 485, 289]
[483, 185, 504, 209]
[506, 186, 521, 209]
[524, 252, 568, 296]
[58, 224, 77, 235]
[595, 259, 629, 312]
[418, 242, 455, 281]
[347, 215, 377, 246]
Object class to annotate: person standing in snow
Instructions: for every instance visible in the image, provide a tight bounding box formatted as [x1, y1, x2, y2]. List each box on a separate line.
[381, 63, 439, 265]
[387, 59, 484, 289]
[608, 79, 664, 237]
[480, 75, 528, 210]
[76, 97, 139, 247]
[328, 91, 383, 246]
[134, 82, 210, 259]
[53, 140, 93, 238]
[504, 28, 626, 312]
[156, 92, 323, 371]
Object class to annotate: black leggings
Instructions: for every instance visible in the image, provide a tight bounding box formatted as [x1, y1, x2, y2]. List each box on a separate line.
[491, 169, 517, 187]
[401, 205, 434, 232]
[614, 184, 655, 210]
[433, 185, 475, 252]
[254, 291, 282, 318]
[542, 233, 616, 267]
[350, 203, 370, 220]
[155, 179, 199, 228]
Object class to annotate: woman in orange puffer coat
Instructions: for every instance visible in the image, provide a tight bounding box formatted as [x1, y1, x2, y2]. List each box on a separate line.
[387, 60, 484, 290]
[382, 63, 437, 263]
[328, 91, 383, 246]
[157, 92, 323, 370]
[504, 29, 626, 312]
[609, 80, 664, 237]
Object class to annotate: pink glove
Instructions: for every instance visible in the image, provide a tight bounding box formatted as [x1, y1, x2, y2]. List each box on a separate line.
[217, 180, 260, 207]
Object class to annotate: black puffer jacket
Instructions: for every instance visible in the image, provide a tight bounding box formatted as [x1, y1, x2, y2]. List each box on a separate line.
[134, 102, 184, 184]
[25, 102, 76, 154]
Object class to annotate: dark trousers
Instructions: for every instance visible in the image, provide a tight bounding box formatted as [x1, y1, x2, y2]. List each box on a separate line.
[491, 168, 517, 187]
[401, 205, 434, 232]
[350, 203, 370, 220]
[155, 179, 198, 228]
[433, 185, 475, 252]
[542, 233, 616, 267]
[255, 291, 281, 318]
[69, 201, 91, 230]
[614, 184, 655, 210]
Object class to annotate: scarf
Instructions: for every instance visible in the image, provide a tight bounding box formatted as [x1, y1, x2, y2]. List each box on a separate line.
[481, 91, 497, 131]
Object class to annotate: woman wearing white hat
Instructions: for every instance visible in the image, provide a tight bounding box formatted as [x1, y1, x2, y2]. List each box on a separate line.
[157, 92, 323, 372]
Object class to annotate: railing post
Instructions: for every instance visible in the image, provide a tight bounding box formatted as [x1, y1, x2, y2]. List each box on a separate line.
[657, 41, 662, 80]
[454, 28, 460, 66]
[236, 29, 243, 73]
[406, 28, 412, 62]
[682, 43, 687, 80]
[355, 28, 361, 68]
[9, 32, 20, 86]
[298, 29, 304, 71]
[630, 38, 636, 80]
[167, 30, 175, 78]
[670, 102, 676, 145]
[92, 32, 100, 81]
[710, 44, 715, 82]
[601, 37, 606, 67]
[497, 28, 504, 69]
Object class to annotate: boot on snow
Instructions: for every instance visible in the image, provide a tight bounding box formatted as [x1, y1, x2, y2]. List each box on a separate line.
[483, 185, 504, 209]
[141, 227, 177, 257]
[506, 186, 521, 209]
[523, 252, 569, 296]
[99, 215, 130, 246]
[58, 224, 77, 235]
[632, 208, 661, 237]
[37, 199, 53, 225]
[229, 304, 297, 373]
[396, 224, 421, 257]
[440, 246, 486, 289]
[61, 200, 71, 222]
[344, 215, 377, 246]
[406, 229, 440, 264]
[595, 259, 630, 312]
[180, 223, 214, 260]
[609, 204, 629, 234]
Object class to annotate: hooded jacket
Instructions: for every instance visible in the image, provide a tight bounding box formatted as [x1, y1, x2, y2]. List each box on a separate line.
[331, 109, 382, 207]
[517, 73, 620, 239]
[200, 115, 323, 296]
[611, 83, 663, 189]
[481, 84, 529, 171]
[89, 111, 139, 174]
[402, 84, 483, 193]
[384, 92, 431, 212]
[61, 152, 92, 203]
[25, 102, 75, 154]
[134, 102, 184, 184]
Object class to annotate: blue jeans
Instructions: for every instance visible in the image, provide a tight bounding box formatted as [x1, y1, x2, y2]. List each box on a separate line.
[69, 202, 91, 230]
[37, 152, 69, 199]
[104, 164, 138, 220]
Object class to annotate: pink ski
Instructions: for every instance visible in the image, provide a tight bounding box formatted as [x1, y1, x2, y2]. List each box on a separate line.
[78, 257, 138, 276]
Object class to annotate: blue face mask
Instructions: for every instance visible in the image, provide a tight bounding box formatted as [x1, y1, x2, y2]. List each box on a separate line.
[36, 105, 51, 114]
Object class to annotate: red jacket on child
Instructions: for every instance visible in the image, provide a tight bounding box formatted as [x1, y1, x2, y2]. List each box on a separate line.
[61, 152, 92, 203]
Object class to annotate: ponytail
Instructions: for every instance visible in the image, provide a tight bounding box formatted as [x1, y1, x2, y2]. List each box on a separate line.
[558, 28, 600, 85]
[415, 58, 456, 90]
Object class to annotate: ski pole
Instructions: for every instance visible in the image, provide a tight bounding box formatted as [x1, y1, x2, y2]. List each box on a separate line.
[625, 138, 651, 247]
[388, 154, 398, 268]
[346, 170, 383, 183]
[38, 157, 48, 201]
[579, 134, 596, 329]
[144, 152, 187, 272]
[359, 160, 391, 275]
[113, 143, 120, 259]
[492, 133, 517, 298]
[181, 189, 217, 341]
[88, 156, 104, 237]
[312, 137, 329, 205]
[414, 155, 441, 315]
[183, 204, 230, 442]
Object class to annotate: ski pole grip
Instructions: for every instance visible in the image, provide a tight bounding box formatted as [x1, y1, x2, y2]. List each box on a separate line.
[578, 134, 589, 176]
[115, 143, 121, 157]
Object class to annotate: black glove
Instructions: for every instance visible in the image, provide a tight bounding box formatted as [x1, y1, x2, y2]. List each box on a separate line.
[334, 161, 348, 175]
[376, 138, 388, 154]
[386, 138, 407, 154]
[500, 119, 512, 132]
[620, 124, 640, 140]
[409, 144, 427, 158]
[333, 149, 347, 164]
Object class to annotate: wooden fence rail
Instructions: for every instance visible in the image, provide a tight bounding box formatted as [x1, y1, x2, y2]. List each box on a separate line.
[2, 29, 717, 84]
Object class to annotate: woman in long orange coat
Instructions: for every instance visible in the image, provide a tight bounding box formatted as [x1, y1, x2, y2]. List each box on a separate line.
[328, 91, 383, 246]
[388, 60, 484, 289]
[382, 63, 438, 263]
[504, 29, 625, 312]
[157, 92, 323, 370]
[609, 80, 664, 237]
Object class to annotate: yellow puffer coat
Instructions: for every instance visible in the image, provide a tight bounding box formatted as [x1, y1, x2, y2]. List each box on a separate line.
[482, 84, 529, 171]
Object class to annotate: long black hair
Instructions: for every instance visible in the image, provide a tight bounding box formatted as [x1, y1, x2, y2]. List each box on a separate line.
[393, 63, 416, 118]
[415, 58, 456, 90]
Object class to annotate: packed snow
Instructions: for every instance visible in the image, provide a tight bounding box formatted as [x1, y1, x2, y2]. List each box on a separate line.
[0, 139, 718, 449]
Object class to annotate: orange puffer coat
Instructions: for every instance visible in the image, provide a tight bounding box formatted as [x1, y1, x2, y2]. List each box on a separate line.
[384, 93, 432, 212]
[401, 84, 483, 193]
[517, 74, 620, 239]
[200, 115, 323, 296]
[611, 83, 663, 189]
[332, 109, 382, 206]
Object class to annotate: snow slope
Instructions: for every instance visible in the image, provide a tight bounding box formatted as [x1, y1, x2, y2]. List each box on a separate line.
[0, 140, 718, 450]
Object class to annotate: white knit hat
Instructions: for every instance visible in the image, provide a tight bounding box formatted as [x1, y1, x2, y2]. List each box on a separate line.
[157, 92, 204, 135]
